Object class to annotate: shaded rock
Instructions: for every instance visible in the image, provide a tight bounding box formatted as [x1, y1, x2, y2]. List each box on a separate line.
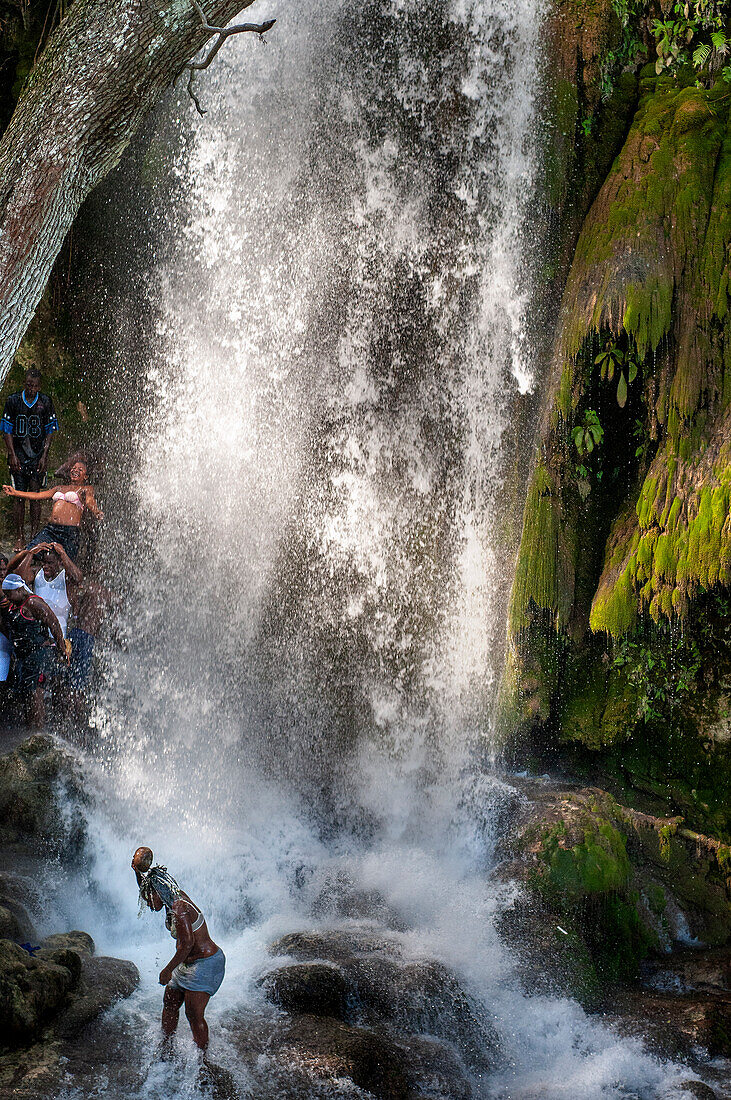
[675, 1083, 719, 1100]
[640, 947, 731, 996]
[502, 778, 731, 1003]
[0, 735, 85, 854]
[42, 930, 94, 956]
[53, 954, 139, 1039]
[252, 1012, 411, 1100]
[268, 927, 497, 1071]
[262, 962, 349, 1020]
[607, 986, 731, 1061]
[496, 896, 602, 1009]
[0, 938, 77, 1046]
[271, 928, 402, 963]
[343, 955, 496, 1071]
[397, 1034, 471, 1100]
[311, 874, 407, 931]
[36, 946, 83, 985]
[0, 929, 138, 1050]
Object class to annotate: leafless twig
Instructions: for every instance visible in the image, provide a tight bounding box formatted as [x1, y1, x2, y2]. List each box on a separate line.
[180, 0, 276, 115]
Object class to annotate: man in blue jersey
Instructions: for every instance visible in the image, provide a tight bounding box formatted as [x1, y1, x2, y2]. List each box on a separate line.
[1, 369, 59, 551]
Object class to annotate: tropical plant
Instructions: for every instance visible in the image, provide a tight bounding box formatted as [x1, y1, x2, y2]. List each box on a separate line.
[651, 1, 730, 77]
[595, 343, 639, 407]
[572, 409, 604, 456]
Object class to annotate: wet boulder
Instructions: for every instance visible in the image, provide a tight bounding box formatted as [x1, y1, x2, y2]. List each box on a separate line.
[501, 778, 731, 1004]
[41, 930, 94, 956]
[270, 928, 403, 963]
[261, 962, 349, 1020]
[53, 954, 139, 1039]
[226, 1009, 412, 1100]
[0, 930, 138, 1049]
[268, 927, 497, 1071]
[276, 1013, 411, 1100]
[0, 736, 85, 854]
[0, 938, 78, 1046]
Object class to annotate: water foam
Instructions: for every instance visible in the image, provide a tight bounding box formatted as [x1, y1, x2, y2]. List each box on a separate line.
[49, 0, 714, 1095]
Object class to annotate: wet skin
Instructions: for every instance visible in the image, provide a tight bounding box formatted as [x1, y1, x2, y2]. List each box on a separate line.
[2, 462, 104, 527]
[4, 374, 49, 547]
[132, 850, 220, 1051]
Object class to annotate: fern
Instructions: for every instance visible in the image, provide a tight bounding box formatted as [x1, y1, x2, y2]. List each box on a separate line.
[711, 29, 729, 54]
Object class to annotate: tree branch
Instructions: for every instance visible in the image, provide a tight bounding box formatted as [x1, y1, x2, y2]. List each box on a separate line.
[182, 0, 276, 115]
[0, 0, 277, 379]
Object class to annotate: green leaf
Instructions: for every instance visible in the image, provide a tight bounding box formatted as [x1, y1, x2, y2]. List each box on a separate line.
[628, 359, 638, 383]
[693, 42, 711, 67]
[585, 434, 594, 454]
[712, 30, 727, 53]
[617, 371, 628, 408]
[607, 362, 615, 382]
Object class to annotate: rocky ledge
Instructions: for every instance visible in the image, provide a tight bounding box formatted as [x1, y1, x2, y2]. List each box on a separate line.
[498, 776, 731, 1079]
[218, 924, 496, 1100]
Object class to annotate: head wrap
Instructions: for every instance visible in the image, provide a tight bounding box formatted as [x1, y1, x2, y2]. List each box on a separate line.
[139, 864, 182, 910]
[2, 574, 28, 591]
[138, 865, 184, 937]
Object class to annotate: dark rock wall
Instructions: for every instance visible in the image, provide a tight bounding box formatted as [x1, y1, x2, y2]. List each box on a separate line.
[504, 2, 731, 863]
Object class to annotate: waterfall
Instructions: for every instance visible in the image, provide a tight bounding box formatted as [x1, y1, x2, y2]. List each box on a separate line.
[50, 0, 701, 1095]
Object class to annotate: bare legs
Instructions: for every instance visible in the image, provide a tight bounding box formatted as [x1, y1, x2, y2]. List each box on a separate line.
[162, 986, 184, 1041]
[11, 485, 41, 550]
[162, 986, 212, 1050]
[12, 497, 24, 551]
[29, 498, 40, 539]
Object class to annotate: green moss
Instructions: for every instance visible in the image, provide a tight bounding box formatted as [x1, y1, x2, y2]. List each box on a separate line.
[508, 459, 575, 635]
[590, 440, 731, 634]
[538, 812, 630, 900]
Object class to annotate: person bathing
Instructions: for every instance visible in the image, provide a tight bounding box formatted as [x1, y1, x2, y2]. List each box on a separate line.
[3, 460, 103, 560]
[132, 847, 225, 1052]
[0, 573, 68, 727]
[6, 541, 82, 638]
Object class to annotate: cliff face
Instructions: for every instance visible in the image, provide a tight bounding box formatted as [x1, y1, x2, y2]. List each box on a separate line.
[506, 1, 731, 842]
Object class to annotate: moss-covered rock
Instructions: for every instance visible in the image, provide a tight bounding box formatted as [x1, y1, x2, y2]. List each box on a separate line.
[0, 939, 77, 1047]
[505, 780, 731, 1003]
[0, 735, 86, 853]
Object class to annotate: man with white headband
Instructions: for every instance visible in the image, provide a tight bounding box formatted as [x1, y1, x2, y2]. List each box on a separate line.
[1, 573, 67, 727]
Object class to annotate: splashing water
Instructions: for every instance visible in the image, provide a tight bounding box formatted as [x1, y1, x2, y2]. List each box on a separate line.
[47, 0, 712, 1096]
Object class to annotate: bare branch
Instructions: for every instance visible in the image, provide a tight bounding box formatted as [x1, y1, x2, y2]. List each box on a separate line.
[181, 0, 275, 113]
[186, 68, 207, 116]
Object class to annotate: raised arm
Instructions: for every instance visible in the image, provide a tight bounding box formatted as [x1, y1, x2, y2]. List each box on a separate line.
[5, 545, 43, 580]
[6, 546, 43, 585]
[50, 543, 83, 586]
[81, 487, 104, 521]
[2, 485, 56, 500]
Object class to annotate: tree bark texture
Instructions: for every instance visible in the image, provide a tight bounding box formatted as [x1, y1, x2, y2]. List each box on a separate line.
[0, 0, 263, 378]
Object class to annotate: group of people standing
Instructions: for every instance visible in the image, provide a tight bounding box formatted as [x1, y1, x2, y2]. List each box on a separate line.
[0, 368, 108, 728]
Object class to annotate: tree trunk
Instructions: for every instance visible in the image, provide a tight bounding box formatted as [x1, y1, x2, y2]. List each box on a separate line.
[0, 0, 262, 378]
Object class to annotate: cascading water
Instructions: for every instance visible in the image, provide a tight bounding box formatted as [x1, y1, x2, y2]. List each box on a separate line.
[45, 0, 713, 1096]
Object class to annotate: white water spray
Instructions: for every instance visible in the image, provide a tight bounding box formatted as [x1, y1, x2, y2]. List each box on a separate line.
[50, 0, 711, 1096]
